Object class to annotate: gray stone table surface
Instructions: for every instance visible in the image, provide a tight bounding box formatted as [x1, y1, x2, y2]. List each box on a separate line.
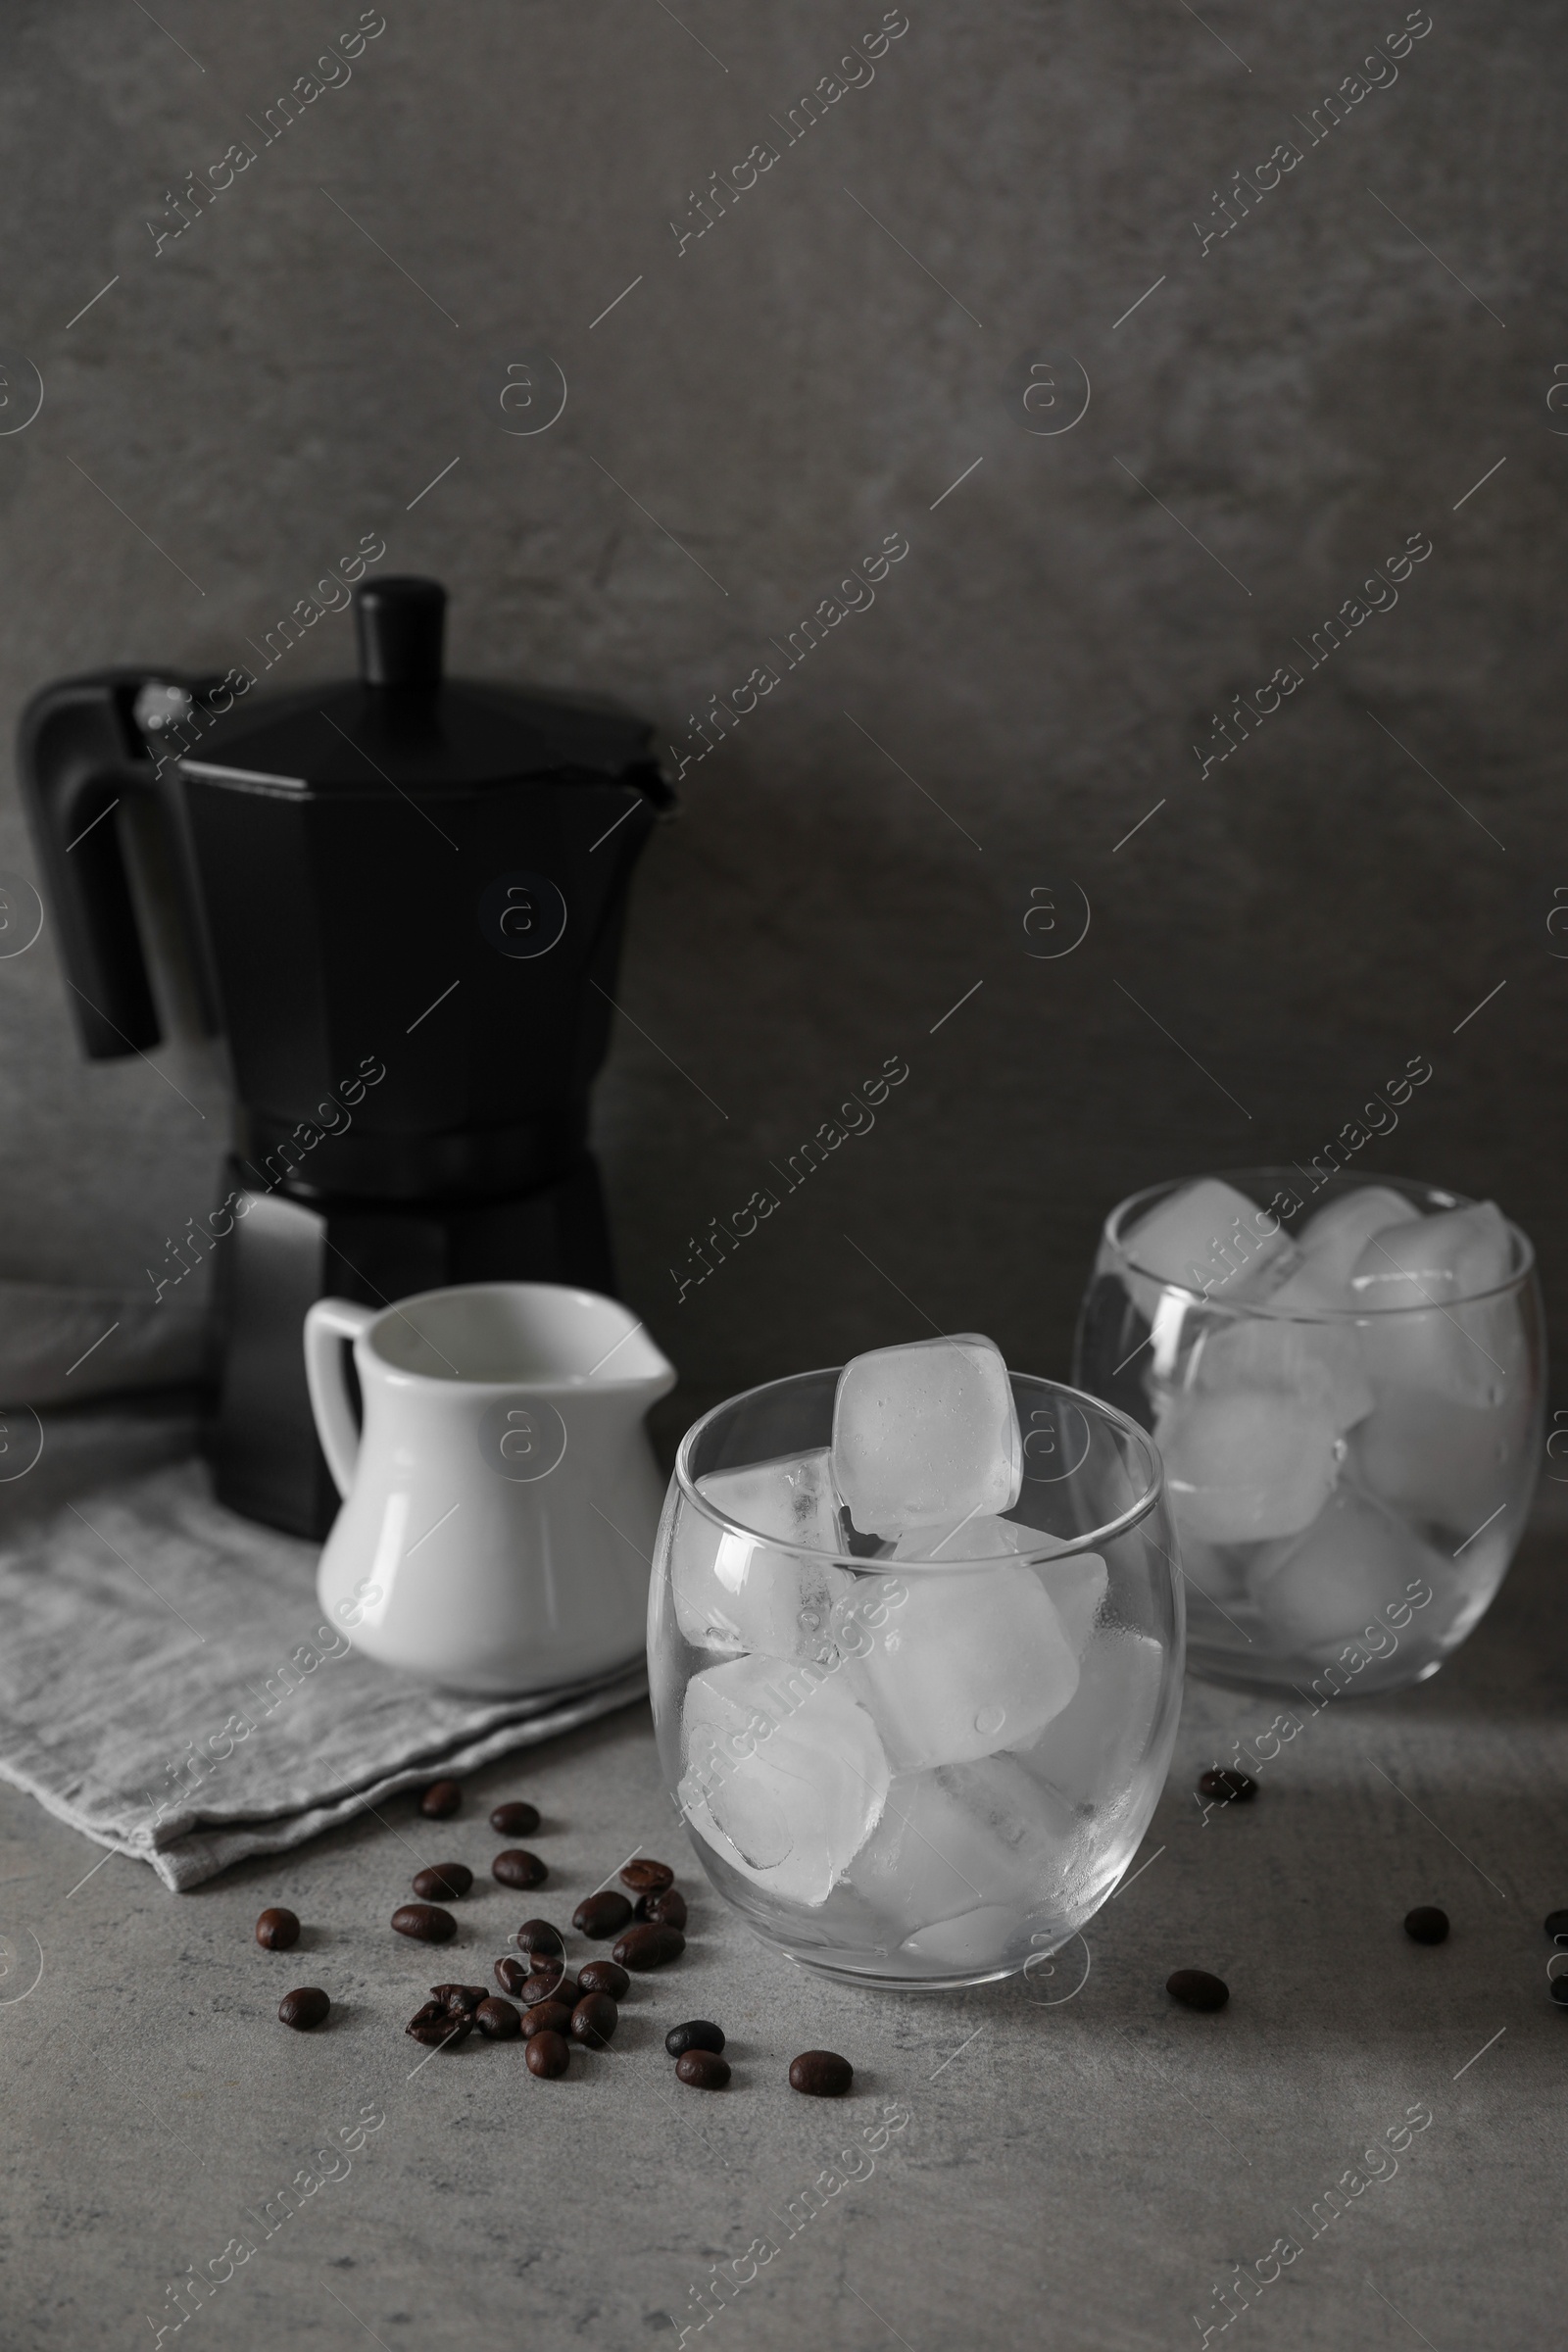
[1, 1509, 1563, 2352]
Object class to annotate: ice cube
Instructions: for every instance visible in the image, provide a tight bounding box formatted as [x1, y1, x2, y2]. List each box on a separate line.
[679, 1652, 889, 1906]
[1349, 1383, 1528, 1535]
[1284, 1186, 1412, 1299]
[1350, 1200, 1512, 1310]
[1153, 1385, 1342, 1544]
[850, 1767, 1033, 1926]
[1248, 1488, 1439, 1656]
[1010, 1629, 1166, 1818]
[848, 1753, 1080, 1946]
[1123, 1177, 1295, 1319]
[889, 1520, 1107, 1656]
[672, 1449, 859, 1661]
[841, 1563, 1079, 1768]
[832, 1334, 1021, 1536]
[888, 1513, 1102, 1624]
[767, 1872, 897, 1962]
[1043, 1551, 1110, 1654]
[1349, 1201, 1520, 1406]
[945, 1750, 1087, 1887]
[897, 1905, 1031, 1969]
[1183, 1312, 1373, 1435]
[889, 1511, 1036, 1563]
[889, 1510, 1063, 1563]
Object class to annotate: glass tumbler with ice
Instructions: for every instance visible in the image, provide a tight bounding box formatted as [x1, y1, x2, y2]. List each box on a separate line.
[1072, 1167, 1544, 1696]
[648, 1348, 1182, 1991]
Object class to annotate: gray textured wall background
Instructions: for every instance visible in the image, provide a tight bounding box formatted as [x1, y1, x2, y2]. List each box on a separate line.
[0, 0, 1561, 1435]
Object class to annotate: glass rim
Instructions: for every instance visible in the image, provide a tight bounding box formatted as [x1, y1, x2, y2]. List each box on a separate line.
[671, 1365, 1165, 1572]
[1102, 1168, 1537, 1321]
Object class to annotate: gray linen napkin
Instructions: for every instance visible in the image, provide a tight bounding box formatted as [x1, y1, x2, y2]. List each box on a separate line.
[0, 1396, 649, 1890]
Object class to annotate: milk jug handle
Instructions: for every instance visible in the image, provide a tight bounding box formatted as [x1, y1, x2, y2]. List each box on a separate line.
[304, 1298, 376, 1496]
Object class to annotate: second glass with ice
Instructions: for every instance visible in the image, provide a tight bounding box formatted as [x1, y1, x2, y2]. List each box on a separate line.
[1074, 1169, 1544, 1695]
[648, 1337, 1183, 1990]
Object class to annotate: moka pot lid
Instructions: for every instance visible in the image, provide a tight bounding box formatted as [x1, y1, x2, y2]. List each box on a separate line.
[178, 575, 662, 799]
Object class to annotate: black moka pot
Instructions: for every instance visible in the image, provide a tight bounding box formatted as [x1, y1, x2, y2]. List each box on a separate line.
[20, 576, 670, 1537]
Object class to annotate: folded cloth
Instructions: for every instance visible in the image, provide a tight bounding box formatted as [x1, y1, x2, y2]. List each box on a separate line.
[0, 1398, 649, 1890]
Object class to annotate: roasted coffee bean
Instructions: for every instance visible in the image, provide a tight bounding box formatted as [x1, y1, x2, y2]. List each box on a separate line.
[475, 1996, 521, 2039]
[635, 1887, 688, 1930]
[420, 1780, 462, 1819]
[1544, 1908, 1568, 1944]
[407, 2004, 470, 2048]
[255, 1907, 300, 1951]
[788, 2049, 852, 2097]
[577, 1959, 629, 2000]
[412, 1862, 472, 1902]
[430, 1983, 486, 2014]
[1403, 1905, 1449, 1945]
[1166, 1968, 1229, 2011]
[620, 1858, 675, 1895]
[493, 1849, 548, 1889]
[573, 1891, 633, 1939]
[570, 1992, 618, 2048]
[520, 1999, 574, 2038]
[676, 2049, 730, 2090]
[1551, 1979, 1568, 2010]
[525, 2030, 570, 2078]
[278, 1986, 330, 2031]
[515, 1919, 564, 1959]
[520, 1968, 578, 2008]
[1198, 1768, 1256, 1804]
[666, 2020, 725, 2058]
[612, 1923, 684, 1971]
[494, 1955, 529, 1996]
[491, 1800, 541, 1837]
[391, 1902, 458, 1943]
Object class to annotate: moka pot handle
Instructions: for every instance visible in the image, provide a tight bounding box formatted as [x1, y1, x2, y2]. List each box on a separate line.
[16, 668, 222, 1056]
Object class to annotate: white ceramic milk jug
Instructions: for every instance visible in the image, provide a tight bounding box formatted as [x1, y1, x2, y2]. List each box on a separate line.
[305, 1282, 675, 1694]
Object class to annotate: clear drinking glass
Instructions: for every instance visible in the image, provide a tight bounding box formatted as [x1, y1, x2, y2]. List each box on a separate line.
[1073, 1168, 1544, 1697]
[647, 1368, 1183, 1991]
